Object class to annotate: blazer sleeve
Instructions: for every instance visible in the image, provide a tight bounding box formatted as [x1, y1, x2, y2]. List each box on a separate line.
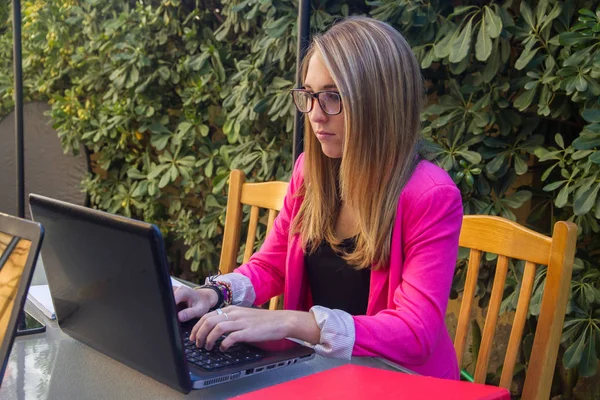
[233, 153, 305, 306]
[352, 183, 462, 365]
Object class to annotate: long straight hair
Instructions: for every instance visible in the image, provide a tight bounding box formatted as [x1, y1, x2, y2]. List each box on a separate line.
[292, 17, 424, 269]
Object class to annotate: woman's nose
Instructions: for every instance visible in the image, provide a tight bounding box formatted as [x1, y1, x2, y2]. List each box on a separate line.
[308, 99, 328, 123]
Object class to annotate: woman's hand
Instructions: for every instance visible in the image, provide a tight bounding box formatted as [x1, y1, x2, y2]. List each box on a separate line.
[190, 306, 321, 351]
[173, 286, 218, 322]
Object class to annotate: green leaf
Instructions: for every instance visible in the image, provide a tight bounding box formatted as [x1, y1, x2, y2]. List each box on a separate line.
[514, 156, 528, 175]
[147, 164, 169, 180]
[535, 0, 548, 24]
[555, 133, 565, 148]
[563, 48, 589, 67]
[450, 5, 478, 17]
[544, 6, 562, 33]
[575, 75, 588, 92]
[475, 20, 492, 62]
[520, 1, 535, 29]
[482, 41, 500, 82]
[515, 47, 540, 70]
[421, 48, 434, 69]
[563, 329, 587, 369]
[150, 134, 170, 151]
[556, 184, 571, 208]
[486, 154, 507, 174]
[434, 28, 457, 59]
[589, 151, 600, 164]
[573, 134, 600, 150]
[177, 122, 193, 135]
[148, 124, 170, 134]
[266, 17, 291, 38]
[543, 180, 565, 191]
[484, 7, 503, 38]
[158, 66, 170, 81]
[562, 320, 583, 343]
[187, 53, 210, 71]
[579, 334, 598, 377]
[582, 109, 600, 123]
[456, 150, 482, 164]
[199, 125, 209, 137]
[158, 170, 171, 188]
[574, 184, 600, 216]
[503, 190, 532, 208]
[514, 87, 537, 111]
[127, 168, 146, 179]
[572, 150, 594, 160]
[449, 18, 473, 64]
[559, 32, 588, 46]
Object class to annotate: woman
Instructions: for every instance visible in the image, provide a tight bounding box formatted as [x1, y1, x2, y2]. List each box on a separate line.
[175, 16, 463, 379]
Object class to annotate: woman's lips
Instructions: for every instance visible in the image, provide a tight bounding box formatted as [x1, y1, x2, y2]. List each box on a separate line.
[316, 130, 334, 140]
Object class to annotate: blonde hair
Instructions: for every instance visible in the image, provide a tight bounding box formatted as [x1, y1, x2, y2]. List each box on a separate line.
[292, 16, 424, 269]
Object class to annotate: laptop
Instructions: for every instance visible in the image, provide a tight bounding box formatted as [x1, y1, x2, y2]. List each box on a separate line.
[0, 212, 44, 386]
[28, 194, 314, 393]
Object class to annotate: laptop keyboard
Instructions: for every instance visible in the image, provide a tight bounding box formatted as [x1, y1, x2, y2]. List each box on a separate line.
[181, 330, 264, 371]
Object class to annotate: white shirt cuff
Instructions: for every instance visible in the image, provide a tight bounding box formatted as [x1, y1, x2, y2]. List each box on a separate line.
[309, 305, 355, 360]
[205, 273, 256, 307]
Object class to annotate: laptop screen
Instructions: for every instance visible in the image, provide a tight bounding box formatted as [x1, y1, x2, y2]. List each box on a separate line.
[0, 233, 32, 347]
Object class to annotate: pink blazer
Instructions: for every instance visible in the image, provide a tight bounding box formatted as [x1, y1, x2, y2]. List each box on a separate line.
[236, 153, 463, 379]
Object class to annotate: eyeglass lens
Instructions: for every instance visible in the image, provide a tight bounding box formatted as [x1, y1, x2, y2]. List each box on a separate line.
[293, 91, 341, 115]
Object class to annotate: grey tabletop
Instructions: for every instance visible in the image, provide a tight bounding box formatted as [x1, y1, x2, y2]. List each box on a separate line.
[1, 300, 411, 400]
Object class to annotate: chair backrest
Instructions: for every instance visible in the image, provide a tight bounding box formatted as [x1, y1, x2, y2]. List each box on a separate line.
[219, 169, 288, 310]
[455, 215, 577, 400]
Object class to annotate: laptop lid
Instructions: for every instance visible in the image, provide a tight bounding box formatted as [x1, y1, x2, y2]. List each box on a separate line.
[0, 213, 44, 385]
[29, 194, 192, 393]
[29, 194, 315, 393]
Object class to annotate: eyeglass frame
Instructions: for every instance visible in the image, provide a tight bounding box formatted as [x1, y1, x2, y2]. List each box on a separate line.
[289, 88, 343, 116]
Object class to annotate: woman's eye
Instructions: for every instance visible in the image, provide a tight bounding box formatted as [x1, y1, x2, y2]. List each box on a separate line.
[323, 93, 340, 102]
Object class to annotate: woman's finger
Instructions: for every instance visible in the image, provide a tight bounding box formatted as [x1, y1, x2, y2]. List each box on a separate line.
[219, 330, 245, 351]
[194, 314, 226, 348]
[190, 309, 217, 341]
[173, 286, 192, 305]
[204, 320, 242, 351]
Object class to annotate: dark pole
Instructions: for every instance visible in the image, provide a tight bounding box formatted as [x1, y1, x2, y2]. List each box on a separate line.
[12, 0, 25, 218]
[292, 0, 311, 162]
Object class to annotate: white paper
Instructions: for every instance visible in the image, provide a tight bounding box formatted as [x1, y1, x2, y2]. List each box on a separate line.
[170, 276, 184, 289]
[27, 284, 56, 320]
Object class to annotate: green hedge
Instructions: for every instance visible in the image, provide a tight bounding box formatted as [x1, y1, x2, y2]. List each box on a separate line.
[1, 0, 599, 396]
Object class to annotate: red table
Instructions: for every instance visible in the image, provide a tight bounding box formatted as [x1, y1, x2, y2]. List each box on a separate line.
[232, 364, 511, 400]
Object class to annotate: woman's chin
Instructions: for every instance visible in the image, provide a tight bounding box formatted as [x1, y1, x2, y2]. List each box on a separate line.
[320, 144, 343, 159]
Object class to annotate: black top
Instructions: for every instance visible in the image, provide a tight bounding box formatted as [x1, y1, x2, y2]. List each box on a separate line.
[305, 238, 371, 316]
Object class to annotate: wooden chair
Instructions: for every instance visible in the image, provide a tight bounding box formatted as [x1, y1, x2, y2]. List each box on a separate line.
[455, 215, 577, 400]
[219, 169, 288, 310]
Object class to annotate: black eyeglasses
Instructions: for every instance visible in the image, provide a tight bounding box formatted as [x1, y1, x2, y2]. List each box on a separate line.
[290, 89, 343, 115]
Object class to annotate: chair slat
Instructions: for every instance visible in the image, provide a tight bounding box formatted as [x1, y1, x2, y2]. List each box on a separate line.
[500, 260, 536, 389]
[219, 170, 245, 274]
[454, 249, 482, 368]
[474, 255, 510, 383]
[268, 296, 282, 311]
[460, 216, 551, 266]
[522, 221, 577, 400]
[266, 209, 277, 234]
[243, 206, 260, 264]
[240, 181, 288, 210]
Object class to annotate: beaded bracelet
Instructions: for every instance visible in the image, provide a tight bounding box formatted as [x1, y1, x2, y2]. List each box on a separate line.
[196, 272, 233, 311]
[212, 281, 232, 307]
[196, 284, 223, 312]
